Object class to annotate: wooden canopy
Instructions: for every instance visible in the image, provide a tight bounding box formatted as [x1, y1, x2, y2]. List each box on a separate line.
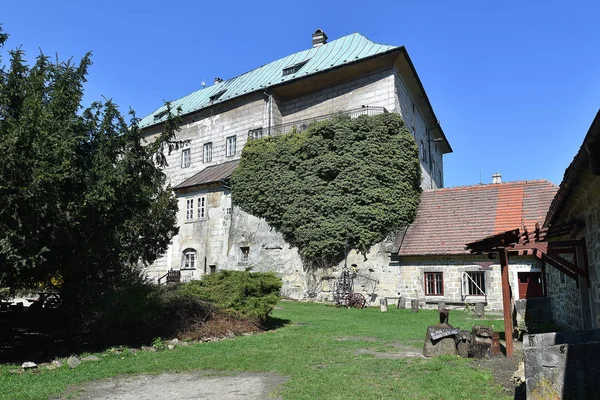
[464, 222, 589, 357]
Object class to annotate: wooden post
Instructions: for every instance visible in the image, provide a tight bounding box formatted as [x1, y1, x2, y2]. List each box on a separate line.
[380, 298, 388, 312]
[499, 249, 514, 357]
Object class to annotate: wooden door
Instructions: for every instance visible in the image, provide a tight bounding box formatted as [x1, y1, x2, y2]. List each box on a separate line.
[518, 272, 544, 299]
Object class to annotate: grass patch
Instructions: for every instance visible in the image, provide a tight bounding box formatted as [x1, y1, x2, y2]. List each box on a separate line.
[0, 302, 509, 400]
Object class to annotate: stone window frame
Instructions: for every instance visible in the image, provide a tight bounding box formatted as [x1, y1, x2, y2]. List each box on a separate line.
[181, 148, 191, 168]
[182, 248, 197, 270]
[203, 142, 212, 163]
[424, 271, 444, 296]
[226, 135, 237, 157]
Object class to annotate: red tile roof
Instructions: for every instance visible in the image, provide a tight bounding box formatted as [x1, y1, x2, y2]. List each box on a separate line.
[397, 180, 558, 256]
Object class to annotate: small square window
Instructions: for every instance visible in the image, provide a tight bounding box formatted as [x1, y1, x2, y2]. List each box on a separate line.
[197, 196, 206, 219]
[203, 142, 212, 163]
[226, 136, 236, 157]
[248, 127, 263, 140]
[185, 198, 194, 221]
[181, 148, 191, 168]
[424, 272, 443, 296]
[225, 207, 232, 216]
[240, 246, 249, 262]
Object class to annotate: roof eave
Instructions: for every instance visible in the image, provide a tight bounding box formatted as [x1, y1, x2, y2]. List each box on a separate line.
[398, 47, 452, 154]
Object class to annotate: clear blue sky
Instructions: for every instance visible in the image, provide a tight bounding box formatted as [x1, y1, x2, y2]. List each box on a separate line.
[2, 0, 599, 187]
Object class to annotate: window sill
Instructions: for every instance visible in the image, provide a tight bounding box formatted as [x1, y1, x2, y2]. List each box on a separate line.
[181, 268, 196, 271]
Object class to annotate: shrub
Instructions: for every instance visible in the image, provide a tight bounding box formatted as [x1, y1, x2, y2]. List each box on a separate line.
[178, 270, 282, 323]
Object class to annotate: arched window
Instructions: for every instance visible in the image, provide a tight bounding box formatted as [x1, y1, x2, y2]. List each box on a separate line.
[182, 248, 197, 269]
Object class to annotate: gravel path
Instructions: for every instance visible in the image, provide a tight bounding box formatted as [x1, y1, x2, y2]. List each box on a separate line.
[63, 371, 287, 400]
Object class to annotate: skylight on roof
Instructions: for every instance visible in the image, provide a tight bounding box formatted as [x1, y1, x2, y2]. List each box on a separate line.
[210, 90, 227, 102]
[282, 60, 310, 77]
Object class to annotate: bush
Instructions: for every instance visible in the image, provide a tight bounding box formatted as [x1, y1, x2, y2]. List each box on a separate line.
[178, 270, 282, 322]
[231, 113, 421, 265]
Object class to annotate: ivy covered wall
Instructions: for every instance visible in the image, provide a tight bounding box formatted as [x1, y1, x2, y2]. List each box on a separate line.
[231, 113, 421, 266]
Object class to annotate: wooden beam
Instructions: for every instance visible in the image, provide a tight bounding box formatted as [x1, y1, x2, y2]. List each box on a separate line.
[498, 249, 514, 357]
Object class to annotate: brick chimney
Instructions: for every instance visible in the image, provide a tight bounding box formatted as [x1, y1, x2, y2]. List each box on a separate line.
[312, 29, 328, 47]
[492, 173, 502, 184]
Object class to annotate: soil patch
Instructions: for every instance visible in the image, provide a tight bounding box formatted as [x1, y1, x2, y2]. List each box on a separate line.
[60, 371, 288, 400]
[473, 340, 524, 398]
[354, 346, 424, 359]
[336, 336, 378, 342]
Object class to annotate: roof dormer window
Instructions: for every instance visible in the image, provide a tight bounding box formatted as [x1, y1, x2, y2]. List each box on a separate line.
[153, 110, 167, 122]
[282, 60, 310, 77]
[209, 90, 227, 102]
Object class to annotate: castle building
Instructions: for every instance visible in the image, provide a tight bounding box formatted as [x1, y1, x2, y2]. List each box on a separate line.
[141, 29, 453, 297]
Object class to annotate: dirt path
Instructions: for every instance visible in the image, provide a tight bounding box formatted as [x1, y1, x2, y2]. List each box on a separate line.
[62, 371, 287, 400]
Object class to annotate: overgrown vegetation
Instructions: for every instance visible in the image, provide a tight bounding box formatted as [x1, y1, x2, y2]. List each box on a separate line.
[179, 270, 282, 322]
[81, 270, 281, 343]
[0, 302, 509, 400]
[0, 27, 183, 321]
[232, 113, 421, 265]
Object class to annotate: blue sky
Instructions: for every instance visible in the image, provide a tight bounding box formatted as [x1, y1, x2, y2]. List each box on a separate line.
[2, 0, 598, 187]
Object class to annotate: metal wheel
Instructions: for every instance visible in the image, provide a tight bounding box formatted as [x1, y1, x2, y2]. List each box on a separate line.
[345, 293, 366, 309]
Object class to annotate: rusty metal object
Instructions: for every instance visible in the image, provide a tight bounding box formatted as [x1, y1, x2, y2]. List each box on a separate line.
[345, 293, 366, 309]
[491, 331, 501, 355]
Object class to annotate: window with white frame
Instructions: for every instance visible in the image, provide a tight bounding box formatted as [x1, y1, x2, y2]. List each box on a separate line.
[197, 196, 206, 219]
[182, 249, 197, 269]
[203, 142, 212, 163]
[181, 148, 191, 168]
[185, 198, 194, 221]
[424, 272, 443, 296]
[226, 135, 236, 157]
[462, 271, 486, 296]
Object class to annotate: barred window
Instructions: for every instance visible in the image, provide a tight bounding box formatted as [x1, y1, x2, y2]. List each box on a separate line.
[463, 271, 486, 296]
[424, 272, 443, 296]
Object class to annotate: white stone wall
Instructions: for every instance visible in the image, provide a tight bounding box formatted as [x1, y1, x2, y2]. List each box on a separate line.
[279, 69, 396, 122]
[145, 66, 448, 289]
[143, 93, 267, 188]
[393, 69, 443, 189]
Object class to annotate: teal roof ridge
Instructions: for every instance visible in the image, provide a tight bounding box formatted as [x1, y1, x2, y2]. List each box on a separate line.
[140, 33, 399, 128]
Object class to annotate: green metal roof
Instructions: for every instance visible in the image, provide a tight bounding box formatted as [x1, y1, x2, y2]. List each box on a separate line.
[140, 33, 398, 128]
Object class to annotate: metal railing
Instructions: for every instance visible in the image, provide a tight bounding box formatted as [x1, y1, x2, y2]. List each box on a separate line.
[248, 106, 388, 139]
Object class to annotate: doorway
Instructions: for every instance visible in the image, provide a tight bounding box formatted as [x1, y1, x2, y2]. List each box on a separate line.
[518, 272, 544, 299]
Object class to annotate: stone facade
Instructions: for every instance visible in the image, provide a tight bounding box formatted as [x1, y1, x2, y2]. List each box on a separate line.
[143, 33, 454, 303]
[547, 169, 600, 330]
[397, 255, 542, 312]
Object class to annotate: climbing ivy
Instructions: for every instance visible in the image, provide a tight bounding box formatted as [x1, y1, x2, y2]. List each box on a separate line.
[231, 113, 421, 265]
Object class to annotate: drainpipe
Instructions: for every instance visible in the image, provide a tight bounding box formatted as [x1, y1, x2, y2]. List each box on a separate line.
[263, 90, 273, 136]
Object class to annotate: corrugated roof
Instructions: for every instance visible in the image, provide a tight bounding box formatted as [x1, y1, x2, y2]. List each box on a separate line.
[174, 160, 239, 190]
[140, 33, 398, 128]
[398, 180, 558, 256]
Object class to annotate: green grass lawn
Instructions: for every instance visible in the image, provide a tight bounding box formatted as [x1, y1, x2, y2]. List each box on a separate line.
[0, 302, 510, 400]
